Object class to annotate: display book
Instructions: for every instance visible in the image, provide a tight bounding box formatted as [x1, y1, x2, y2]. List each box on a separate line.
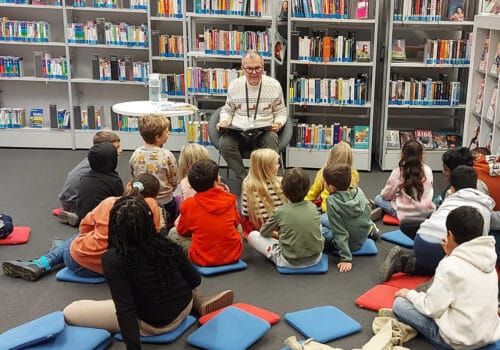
[393, 0, 473, 21]
[386, 129, 462, 150]
[294, 123, 369, 149]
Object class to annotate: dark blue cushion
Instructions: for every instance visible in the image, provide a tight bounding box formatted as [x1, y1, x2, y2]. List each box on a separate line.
[277, 254, 328, 274]
[56, 268, 106, 284]
[115, 315, 196, 343]
[0, 311, 65, 350]
[332, 239, 378, 256]
[381, 230, 414, 248]
[26, 326, 110, 350]
[284, 306, 361, 343]
[187, 306, 270, 350]
[193, 260, 247, 276]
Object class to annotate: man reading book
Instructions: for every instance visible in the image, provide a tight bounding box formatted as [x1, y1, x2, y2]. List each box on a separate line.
[216, 50, 288, 180]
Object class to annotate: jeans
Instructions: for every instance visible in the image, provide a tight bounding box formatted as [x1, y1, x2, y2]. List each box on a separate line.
[393, 297, 453, 350]
[374, 195, 397, 217]
[320, 213, 329, 229]
[413, 234, 446, 276]
[45, 232, 102, 278]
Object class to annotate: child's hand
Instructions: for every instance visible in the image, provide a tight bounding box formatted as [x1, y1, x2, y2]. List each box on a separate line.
[337, 262, 352, 273]
[395, 288, 409, 298]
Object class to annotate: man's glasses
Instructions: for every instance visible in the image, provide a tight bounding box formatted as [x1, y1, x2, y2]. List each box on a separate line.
[242, 66, 263, 73]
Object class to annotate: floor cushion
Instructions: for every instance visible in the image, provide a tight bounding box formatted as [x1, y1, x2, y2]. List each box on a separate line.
[198, 303, 280, 325]
[52, 208, 64, 216]
[383, 273, 431, 289]
[0, 227, 31, 245]
[56, 268, 106, 284]
[186, 306, 270, 350]
[26, 326, 110, 350]
[277, 254, 328, 274]
[331, 239, 378, 256]
[284, 306, 361, 343]
[382, 214, 400, 226]
[355, 284, 400, 311]
[115, 315, 196, 343]
[193, 260, 247, 276]
[381, 230, 414, 248]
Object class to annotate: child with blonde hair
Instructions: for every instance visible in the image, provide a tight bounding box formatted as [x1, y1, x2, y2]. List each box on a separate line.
[178, 144, 210, 200]
[241, 148, 288, 237]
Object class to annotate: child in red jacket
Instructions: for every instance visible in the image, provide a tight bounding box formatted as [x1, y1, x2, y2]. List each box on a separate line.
[168, 159, 242, 266]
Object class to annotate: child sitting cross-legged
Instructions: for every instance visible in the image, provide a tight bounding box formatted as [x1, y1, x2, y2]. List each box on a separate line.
[392, 206, 500, 350]
[168, 159, 242, 267]
[322, 163, 380, 273]
[247, 167, 324, 268]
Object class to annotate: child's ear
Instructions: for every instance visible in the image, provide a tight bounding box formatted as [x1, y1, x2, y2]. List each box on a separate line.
[449, 185, 456, 193]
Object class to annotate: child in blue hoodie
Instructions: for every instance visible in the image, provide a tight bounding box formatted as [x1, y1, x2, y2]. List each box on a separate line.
[322, 163, 379, 272]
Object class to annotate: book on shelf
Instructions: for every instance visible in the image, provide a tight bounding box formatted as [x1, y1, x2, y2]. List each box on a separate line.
[447, 0, 467, 20]
[385, 129, 401, 150]
[392, 39, 406, 61]
[399, 131, 415, 147]
[356, 41, 370, 62]
[274, 31, 287, 66]
[490, 41, 500, 75]
[446, 133, 462, 148]
[486, 88, 498, 121]
[432, 132, 449, 150]
[353, 125, 369, 149]
[279, 0, 289, 19]
[485, 132, 493, 152]
[468, 125, 480, 150]
[475, 80, 486, 114]
[29, 108, 44, 128]
[478, 37, 489, 71]
[483, 0, 500, 13]
[356, 0, 369, 19]
[414, 129, 434, 150]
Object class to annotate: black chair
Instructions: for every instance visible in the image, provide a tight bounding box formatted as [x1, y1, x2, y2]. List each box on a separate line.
[208, 107, 293, 177]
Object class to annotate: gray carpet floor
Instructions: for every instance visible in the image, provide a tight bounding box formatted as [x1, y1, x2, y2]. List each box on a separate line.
[0, 148, 447, 349]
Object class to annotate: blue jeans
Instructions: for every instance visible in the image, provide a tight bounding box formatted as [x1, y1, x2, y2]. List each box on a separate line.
[413, 234, 446, 276]
[374, 194, 397, 217]
[45, 233, 102, 278]
[393, 297, 453, 350]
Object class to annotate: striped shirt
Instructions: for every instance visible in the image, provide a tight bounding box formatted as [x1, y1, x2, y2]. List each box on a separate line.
[241, 181, 285, 226]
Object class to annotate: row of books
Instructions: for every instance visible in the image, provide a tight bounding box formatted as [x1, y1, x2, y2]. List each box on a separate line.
[0, 108, 26, 128]
[158, 34, 184, 57]
[72, 0, 147, 9]
[0, 106, 74, 129]
[0, 56, 23, 78]
[194, 0, 266, 16]
[66, 21, 148, 47]
[477, 37, 500, 75]
[186, 67, 243, 94]
[388, 78, 461, 106]
[291, 0, 370, 18]
[289, 76, 368, 105]
[1, 0, 62, 3]
[293, 123, 370, 149]
[422, 38, 472, 64]
[116, 114, 186, 133]
[0, 55, 68, 79]
[200, 29, 271, 57]
[0, 20, 50, 42]
[157, 0, 184, 17]
[187, 120, 213, 146]
[159, 73, 185, 96]
[393, 0, 469, 21]
[90, 55, 149, 82]
[293, 34, 368, 63]
[386, 129, 462, 150]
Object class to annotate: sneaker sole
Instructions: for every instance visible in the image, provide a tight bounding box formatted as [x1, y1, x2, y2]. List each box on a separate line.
[378, 246, 402, 283]
[58, 211, 69, 224]
[370, 207, 383, 222]
[199, 290, 234, 316]
[2, 262, 40, 282]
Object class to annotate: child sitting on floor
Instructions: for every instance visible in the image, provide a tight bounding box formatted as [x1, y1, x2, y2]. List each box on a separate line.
[247, 167, 324, 268]
[241, 148, 288, 236]
[129, 114, 178, 227]
[392, 206, 500, 350]
[168, 159, 242, 267]
[2, 174, 161, 282]
[178, 143, 210, 201]
[374, 140, 435, 221]
[322, 164, 380, 273]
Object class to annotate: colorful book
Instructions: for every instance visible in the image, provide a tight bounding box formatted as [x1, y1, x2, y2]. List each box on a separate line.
[432, 131, 448, 150]
[29, 108, 44, 128]
[490, 41, 500, 75]
[414, 129, 434, 150]
[353, 125, 369, 149]
[385, 129, 400, 150]
[446, 133, 462, 148]
[356, 0, 368, 18]
[392, 39, 406, 61]
[474, 80, 486, 114]
[447, 0, 466, 20]
[399, 130, 415, 147]
[356, 41, 370, 62]
[478, 37, 489, 71]
[486, 88, 498, 121]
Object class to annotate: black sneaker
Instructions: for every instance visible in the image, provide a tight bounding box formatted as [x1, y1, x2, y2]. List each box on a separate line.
[2, 260, 46, 282]
[379, 246, 407, 282]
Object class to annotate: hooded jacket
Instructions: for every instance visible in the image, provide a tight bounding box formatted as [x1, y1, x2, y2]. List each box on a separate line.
[76, 142, 123, 220]
[326, 187, 373, 262]
[177, 187, 242, 266]
[417, 188, 494, 243]
[407, 236, 500, 349]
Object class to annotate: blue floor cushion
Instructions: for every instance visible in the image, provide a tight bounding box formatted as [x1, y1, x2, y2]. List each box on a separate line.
[187, 306, 271, 350]
[56, 268, 106, 284]
[277, 254, 328, 274]
[193, 260, 247, 276]
[26, 326, 110, 350]
[0, 311, 65, 350]
[331, 239, 378, 256]
[115, 315, 196, 343]
[381, 230, 414, 248]
[284, 306, 361, 343]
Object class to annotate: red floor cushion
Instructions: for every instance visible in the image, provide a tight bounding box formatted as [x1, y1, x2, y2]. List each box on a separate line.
[198, 303, 280, 325]
[0, 227, 31, 245]
[382, 214, 400, 226]
[52, 208, 64, 216]
[355, 284, 400, 311]
[383, 273, 431, 289]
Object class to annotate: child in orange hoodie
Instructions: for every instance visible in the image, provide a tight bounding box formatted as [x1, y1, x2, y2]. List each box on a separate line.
[169, 159, 242, 266]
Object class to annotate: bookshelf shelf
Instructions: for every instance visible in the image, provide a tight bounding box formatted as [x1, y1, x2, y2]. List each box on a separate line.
[0, 77, 68, 83]
[0, 3, 62, 10]
[150, 16, 184, 22]
[70, 78, 146, 85]
[476, 68, 487, 74]
[290, 102, 372, 108]
[187, 52, 272, 61]
[0, 128, 72, 149]
[151, 56, 185, 62]
[1, 41, 66, 47]
[290, 60, 373, 67]
[187, 13, 273, 23]
[376, 0, 480, 171]
[67, 44, 149, 50]
[488, 72, 500, 79]
[65, 6, 147, 14]
[291, 17, 375, 27]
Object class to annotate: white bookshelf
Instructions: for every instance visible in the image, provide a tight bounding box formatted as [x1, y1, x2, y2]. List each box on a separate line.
[464, 14, 500, 154]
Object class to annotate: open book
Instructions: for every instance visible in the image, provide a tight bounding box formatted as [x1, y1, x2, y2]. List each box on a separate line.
[220, 123, 272, 133]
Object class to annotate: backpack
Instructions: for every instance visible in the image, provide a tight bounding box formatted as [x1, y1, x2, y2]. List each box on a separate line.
[0, 214, 14, 239]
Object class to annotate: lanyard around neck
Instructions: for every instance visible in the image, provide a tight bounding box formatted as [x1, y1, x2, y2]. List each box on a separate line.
[245, 81, 262, 121]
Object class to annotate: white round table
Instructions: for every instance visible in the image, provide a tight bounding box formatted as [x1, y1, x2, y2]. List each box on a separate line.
[112, 100, 197, 118]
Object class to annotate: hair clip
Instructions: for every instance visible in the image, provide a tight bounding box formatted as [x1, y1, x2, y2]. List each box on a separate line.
[132, 181, 144, 192]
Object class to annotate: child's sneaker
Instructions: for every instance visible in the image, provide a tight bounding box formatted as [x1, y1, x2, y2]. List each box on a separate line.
[368, 224, 381, 241]
[59, 211, 79, 227]
[370, 207, 383, 221]
[378, 308, 394, 318]
[195, 290, 234, 316]
[2, 260, 47, 281]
